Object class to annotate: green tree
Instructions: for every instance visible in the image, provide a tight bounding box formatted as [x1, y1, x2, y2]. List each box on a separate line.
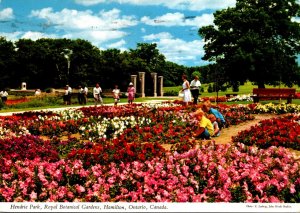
[199, 0, 300, 88]
[0, 37, 16, 88]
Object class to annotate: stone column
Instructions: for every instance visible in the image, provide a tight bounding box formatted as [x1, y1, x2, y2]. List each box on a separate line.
[158, 76, 163, 97]
[151, 72, 157, 97]
[130, 75, 137, 89]
[138, 72, 145, 97]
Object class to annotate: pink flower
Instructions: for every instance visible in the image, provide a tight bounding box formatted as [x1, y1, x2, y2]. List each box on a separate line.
[30, 191, 37, 201]
[75, 184, 85, 194]
[269, 196, 281, 203]
[67, 191, 74, 199]
[290, 184, 296, 194]
[107, 176, 116, 184]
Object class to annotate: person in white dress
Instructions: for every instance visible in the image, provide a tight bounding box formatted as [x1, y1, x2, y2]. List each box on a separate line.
[181, 74, 191, 106]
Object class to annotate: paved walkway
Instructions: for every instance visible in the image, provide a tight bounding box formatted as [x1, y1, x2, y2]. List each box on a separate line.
[0, 99, 173, 116]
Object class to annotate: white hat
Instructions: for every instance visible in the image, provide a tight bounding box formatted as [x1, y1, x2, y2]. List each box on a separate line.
[129, 82, 133, 86]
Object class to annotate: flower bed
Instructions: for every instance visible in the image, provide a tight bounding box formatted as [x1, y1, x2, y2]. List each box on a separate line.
[0, 102, 299, 202]
[1, 143, 299, 202]
[232, 114, 300, 150]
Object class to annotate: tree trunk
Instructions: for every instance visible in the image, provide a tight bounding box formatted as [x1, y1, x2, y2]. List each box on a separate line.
[257, 81, 265, 88]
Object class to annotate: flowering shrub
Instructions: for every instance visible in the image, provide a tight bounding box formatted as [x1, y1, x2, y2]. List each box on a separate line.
[252, 103, 300, 114]
[232, 114, 300, 150]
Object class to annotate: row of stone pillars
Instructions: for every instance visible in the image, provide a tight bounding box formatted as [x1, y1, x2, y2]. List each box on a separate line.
[131, 72, 163, 97]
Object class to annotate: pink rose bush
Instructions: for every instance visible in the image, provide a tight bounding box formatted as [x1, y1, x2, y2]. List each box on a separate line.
[0, 102, 299, 202]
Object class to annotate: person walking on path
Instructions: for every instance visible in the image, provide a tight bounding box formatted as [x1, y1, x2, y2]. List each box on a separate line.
[181, 74, 191, 106]
[127, 82, 135, 104]
[190, 75, 201, 104]
[93, 83, 103, 106]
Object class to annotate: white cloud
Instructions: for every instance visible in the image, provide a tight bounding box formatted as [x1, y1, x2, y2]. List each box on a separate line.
[30, 8, 137, 31]
[75, 0, 236, 11]
[0, 31, 58, 41]
[0, 8, 14, 20]
[141, 12, 214, 27]
[0, 32, 22, 41]
[143, 32, 206, 65]
[106, 39, 126, 48]
[143, 32, 173, 41]
[63, 30, 127, 47]
[21, 31, 57, 40]
[29, 7, 136, 46]
[74, 0, 106, 6]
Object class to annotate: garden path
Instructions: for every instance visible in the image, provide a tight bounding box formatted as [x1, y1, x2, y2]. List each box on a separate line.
[205, 113, 300, 160]
[213, 113, 278, 145]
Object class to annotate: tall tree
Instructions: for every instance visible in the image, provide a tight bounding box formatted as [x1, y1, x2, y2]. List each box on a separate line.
[0, 37, 16, 88]
[199, 0, 300, 88]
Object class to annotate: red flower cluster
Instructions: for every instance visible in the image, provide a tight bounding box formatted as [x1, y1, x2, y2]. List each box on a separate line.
[232, 115, 300, 150]
[0, 135, 59, 164]
[5, 98, 29, 105]
[67, 138, 165, 167]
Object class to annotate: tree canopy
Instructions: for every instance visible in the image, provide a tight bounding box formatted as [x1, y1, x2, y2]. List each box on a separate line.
[199, 0, 300, 88]
[0, 37, 190, 91]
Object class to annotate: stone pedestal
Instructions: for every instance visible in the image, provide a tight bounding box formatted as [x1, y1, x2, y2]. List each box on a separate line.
[158, 76, 163, 96]
[21, 82, 27, 90]
[138, 72, 145, 97]
[130, 75, 137, 89]
[151, 72, 157, 97]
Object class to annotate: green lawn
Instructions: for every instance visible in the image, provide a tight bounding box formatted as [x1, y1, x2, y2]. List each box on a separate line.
[164, 81, 300, 97]
[1, 82, 299, 113]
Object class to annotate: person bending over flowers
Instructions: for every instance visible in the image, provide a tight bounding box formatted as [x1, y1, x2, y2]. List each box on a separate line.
[192, 109, 214, 140]
[202, 100, 226, 129]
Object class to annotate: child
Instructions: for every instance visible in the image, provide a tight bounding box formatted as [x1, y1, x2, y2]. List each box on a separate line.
[203, 100, 226, 129]
[192, 109, 214, 140]
[207, 114, 220, 137]
[127, 82, 135, 104]
[112, 85, 120, 106]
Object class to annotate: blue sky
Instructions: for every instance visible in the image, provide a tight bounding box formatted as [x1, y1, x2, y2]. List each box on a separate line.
[0, 0, 299, 67]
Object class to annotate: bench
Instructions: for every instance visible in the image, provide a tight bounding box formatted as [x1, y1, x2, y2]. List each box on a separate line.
[252, 88, 296, 104]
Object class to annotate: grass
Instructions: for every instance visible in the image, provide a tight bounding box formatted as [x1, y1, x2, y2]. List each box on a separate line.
[164, 81, 300, 97]
[1, 82, 299, 113]
[0, 96, 176, 113]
